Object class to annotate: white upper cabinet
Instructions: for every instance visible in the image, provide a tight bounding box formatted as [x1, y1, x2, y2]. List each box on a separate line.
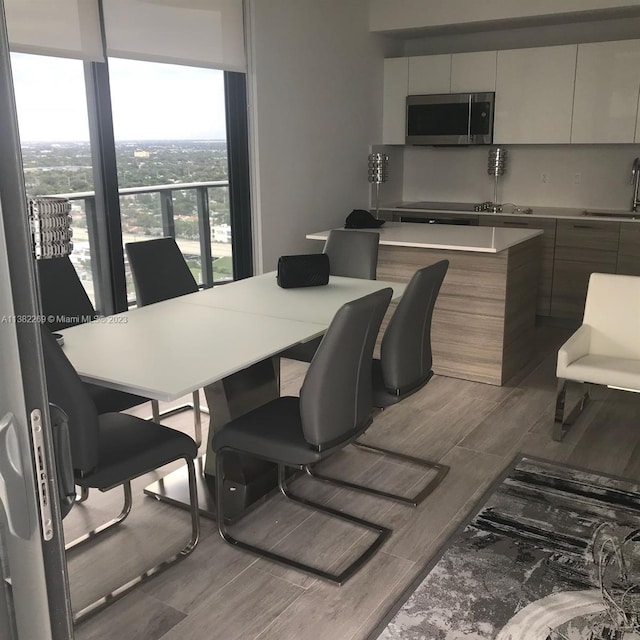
[450, 51, 497, 93]
[382, 57, 409, 145]
[408, 55, 451, 94]
[494, 45, 577, 144]
[571, 40, 640, 144]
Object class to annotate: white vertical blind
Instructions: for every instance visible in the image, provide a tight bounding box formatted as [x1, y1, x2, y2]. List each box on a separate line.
[103, 0, 246, 72]
[4, 0, 104, 61]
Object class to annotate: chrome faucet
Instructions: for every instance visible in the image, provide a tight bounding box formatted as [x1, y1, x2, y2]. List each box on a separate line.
[632, 157, 640, 212]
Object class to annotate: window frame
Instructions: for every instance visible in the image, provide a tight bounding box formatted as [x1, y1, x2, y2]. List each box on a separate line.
[81, 61, 253, 313]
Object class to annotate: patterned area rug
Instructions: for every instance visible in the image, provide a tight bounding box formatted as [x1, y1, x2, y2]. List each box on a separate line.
[369, 456, 640, 640]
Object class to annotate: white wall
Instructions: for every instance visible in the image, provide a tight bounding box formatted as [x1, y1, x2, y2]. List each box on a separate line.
[369, 0, 640, 33]
[247, 0, 385, 272]
[401, 145, 640, 210]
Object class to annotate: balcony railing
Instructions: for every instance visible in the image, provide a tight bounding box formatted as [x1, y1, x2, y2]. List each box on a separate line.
[52, 180, 230, 296]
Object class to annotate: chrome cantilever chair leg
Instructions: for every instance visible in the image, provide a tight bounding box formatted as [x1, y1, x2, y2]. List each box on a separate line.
[150, 389, 206, 446]
[553, 378, 591, 442]
[74, 485, 90, 504]
[66, 482, 133, 551]
[306, 441, 449, 507]
[69, 458, 200, 624]
[216, 452, 391, 585]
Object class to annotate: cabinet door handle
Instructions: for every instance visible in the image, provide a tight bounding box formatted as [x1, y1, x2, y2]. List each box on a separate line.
[572, 224, 596, 229]
[503, 221, 527, 227]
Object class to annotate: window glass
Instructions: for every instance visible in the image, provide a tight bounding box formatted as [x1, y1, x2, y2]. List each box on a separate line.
[108, 58, 231, 301]
[11, 52, 97, 304]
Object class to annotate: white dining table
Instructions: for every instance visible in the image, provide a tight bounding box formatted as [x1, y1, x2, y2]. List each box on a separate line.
[59, 273, 405, 519]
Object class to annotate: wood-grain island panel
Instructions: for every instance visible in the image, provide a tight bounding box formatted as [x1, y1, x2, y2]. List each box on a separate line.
[377, 238, 540, 385]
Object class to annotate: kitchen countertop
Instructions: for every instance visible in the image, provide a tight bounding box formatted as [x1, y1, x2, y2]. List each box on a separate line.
[307, 222, 542, 253]
[382, 202, 640, 222]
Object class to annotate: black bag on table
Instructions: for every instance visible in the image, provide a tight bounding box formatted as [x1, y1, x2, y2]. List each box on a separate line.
[276, 253, 330, 288]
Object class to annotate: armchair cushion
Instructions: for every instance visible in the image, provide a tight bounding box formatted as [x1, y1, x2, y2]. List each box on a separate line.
[559, 355, 640, 390]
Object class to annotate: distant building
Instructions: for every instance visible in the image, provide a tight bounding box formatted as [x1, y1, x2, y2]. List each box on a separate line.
[213, 224, 231, 243]
[134, 150, 150, 158]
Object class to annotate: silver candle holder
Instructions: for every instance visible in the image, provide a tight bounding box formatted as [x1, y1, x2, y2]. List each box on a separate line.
[368, 152, 389, 219]
[29, 197, 73, 259]
[487, 147, 507, 213]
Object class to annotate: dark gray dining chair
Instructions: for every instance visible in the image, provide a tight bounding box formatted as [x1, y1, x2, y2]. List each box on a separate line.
[282, 228, 380, 363]
[323, 228, 379, 279]
[125, 237, 206, 445]
[41, 327, 199, 623]
[125, 236, 199, 305]
[38, 256, 149, 415]
[213, 288, 393, 584]
[308, 260, 451, 507]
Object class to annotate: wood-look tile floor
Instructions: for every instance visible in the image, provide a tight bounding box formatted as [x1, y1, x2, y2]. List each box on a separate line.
[65, 326, 640, 640]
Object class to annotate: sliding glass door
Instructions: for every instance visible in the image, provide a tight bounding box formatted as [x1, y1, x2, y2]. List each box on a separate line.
[0, 3, 73, 638]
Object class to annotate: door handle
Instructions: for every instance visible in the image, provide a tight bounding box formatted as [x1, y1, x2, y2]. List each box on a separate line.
[49, 404, 75, 519]
[0, 412, 31, 539]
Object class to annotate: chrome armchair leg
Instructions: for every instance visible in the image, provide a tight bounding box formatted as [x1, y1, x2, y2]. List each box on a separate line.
[73, 458, 200, 624]
[65, 482, 133, 551]
[74, 486, 90, 504]
[553, 378, 591, 442]
[149, 390, 206, 446]
[305, 441, 449, 507]
[216, 452, 391, 585]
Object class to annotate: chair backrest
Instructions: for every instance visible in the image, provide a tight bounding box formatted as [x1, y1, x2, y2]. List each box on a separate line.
[40, 328, 100, 474]
[300, 287, 392, 449]
[583, 272, 640, 359]
[125, 237, 199, 306]
[323, 229, 379, 279]
[380, 260, 449, 394]
[37, 256, 97, 330]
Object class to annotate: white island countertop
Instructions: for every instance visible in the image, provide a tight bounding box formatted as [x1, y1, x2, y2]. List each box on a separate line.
[307, 222, 543, 254]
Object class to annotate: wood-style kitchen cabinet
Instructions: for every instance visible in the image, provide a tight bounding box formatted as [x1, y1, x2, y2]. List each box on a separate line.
[617, 222, 640, 276]
[479, 216, 556, 316]
[551, 219, 620, 320]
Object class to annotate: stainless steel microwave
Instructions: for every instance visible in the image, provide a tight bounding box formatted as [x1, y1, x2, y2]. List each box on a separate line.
[406, 92, 494, 145]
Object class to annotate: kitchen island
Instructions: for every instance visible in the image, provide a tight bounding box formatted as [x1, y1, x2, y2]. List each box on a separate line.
[308, 222, 543, 385]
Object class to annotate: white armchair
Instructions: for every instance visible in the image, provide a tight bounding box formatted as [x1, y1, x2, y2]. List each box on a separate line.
[554, 272, 640, 441]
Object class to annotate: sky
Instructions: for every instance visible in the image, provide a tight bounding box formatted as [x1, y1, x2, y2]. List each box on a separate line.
[10, 53, 227, 142]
